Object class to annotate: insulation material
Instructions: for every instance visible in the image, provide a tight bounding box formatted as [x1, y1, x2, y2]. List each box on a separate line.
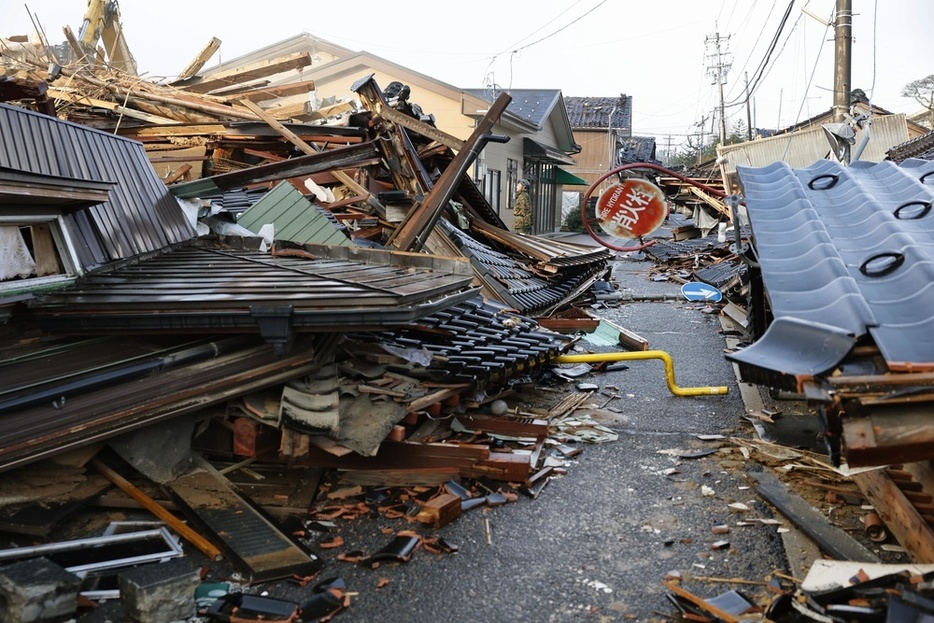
[0, 227, 36, 280]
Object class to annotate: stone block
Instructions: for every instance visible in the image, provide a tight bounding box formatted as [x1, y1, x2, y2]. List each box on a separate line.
[118, 558, 199, 623]
[0, 557, 81, 623]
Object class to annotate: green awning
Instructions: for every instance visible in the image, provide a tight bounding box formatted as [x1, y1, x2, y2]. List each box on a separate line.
[555, 167, 589, 186]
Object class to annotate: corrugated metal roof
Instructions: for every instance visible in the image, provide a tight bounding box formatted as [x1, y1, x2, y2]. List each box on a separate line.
[718, 114, 911, 179]
[564, 96, 632, 131]
[235, 182, 351, 246]
[30, 244, 477, 337]
[729, 158, 934, 375]
[441, 220, 607, 316]
[0, 103, 195, 268]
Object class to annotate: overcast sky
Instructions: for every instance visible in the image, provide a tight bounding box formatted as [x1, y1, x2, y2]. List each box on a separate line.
[4, 1, 932, 157]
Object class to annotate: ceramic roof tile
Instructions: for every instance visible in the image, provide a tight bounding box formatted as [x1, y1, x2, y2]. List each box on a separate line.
[564, 96, 632, 130]
[736, 158, 934, 372]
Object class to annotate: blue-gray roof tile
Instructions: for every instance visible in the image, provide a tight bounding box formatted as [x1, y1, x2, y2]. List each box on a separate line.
[734, 158, 934, 372]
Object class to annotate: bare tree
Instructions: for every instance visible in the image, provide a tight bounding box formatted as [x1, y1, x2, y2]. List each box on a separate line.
[901, 74, 934, 118]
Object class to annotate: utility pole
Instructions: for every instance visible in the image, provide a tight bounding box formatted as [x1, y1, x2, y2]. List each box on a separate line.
[744, 72, 752, 141]
[832, 0, 852, 122]
[705, 29, 731, 146]
[665, 134, 673, 166]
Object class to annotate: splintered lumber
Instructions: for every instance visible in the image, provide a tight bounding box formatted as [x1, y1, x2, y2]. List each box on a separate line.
[238, 98, 383, 212]
[177, 52, 312, 94]
[223, 80, 318, 104]
[176, 37, 222, 81]
[48, 88, 177, 124]
[852, 468, 934, 563]
[91, 458, 222, 561]
[73, 71, 261, 121]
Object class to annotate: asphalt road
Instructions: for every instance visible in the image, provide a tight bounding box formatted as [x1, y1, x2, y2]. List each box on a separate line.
[235, 251, 794, 623]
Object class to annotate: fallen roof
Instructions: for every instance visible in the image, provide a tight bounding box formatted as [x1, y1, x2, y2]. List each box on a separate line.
[728, 158, 934, 384]
[29, 243, 478, 345]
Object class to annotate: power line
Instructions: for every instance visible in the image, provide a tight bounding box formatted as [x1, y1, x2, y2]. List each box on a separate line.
[510, 0, 609, 55]
[723, 0, 796, 108]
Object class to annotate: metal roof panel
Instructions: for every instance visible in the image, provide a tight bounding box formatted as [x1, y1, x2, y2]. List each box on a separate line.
[736, 158, 934, 372]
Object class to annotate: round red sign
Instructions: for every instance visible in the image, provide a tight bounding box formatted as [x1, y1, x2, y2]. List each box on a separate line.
[595, 179, 668, 239]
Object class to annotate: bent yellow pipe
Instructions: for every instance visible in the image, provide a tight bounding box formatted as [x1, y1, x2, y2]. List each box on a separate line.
[556, 350, 729, 397]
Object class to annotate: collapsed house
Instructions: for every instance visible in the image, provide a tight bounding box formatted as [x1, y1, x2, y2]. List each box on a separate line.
[0, 23, 622, 603]
[726, 157, 934, 562]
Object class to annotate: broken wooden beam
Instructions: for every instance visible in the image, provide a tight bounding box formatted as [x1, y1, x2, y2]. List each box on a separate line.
[750, 468, 879, 562]
[175, 52, 312, 94]
[176, 37, 222, 81]
[852, 467, 934, 563]
[91, 458, 222, 561]
[385, 90, 512, 251]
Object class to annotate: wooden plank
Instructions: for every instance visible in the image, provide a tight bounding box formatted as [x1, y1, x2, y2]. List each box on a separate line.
[162, 164, 193, 184]
[176, 36, 222, 81]
[221, 80, 318, 104]
[238, 98, 384, 213]
[853, 468, 934, 563]
[467, 451, 532, 482]
[454, 414, 549, 439]
[91, 459, 222, 561]
[415, 493, 462, 528]
[844, 412, 934, 467]
[177, 52, 312, 94]
[30, 223, 61, 277]
[751, 469, 880, 562]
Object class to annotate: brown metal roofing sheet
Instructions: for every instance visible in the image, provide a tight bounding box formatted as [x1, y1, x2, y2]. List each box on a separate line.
[734, 158, 934, 373]
[0, 335, 320, 473]
[30, 245, 478, 333]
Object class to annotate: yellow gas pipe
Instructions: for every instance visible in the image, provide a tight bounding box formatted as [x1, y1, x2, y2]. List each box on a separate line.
[556, 350, 729, 397]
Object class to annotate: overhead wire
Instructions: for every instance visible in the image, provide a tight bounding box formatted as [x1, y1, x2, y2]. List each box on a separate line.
[509, 0, 609, 55]
[723, 0, 796, 108]
[780, 12, 831, 159]
[725, 0, 779, 102]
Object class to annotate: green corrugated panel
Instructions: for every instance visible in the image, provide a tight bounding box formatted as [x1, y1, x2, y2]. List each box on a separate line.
[237, 182, 351, 246]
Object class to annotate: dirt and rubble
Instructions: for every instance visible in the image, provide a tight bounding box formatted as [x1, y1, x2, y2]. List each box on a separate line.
[0, 228, 919, 623]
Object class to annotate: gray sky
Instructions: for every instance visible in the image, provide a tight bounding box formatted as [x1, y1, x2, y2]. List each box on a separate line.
[4, 0, 931, 157]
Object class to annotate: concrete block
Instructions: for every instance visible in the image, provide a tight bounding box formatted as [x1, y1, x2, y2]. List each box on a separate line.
[0, 556, 81, 623]
[118, 558, 199, 623]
